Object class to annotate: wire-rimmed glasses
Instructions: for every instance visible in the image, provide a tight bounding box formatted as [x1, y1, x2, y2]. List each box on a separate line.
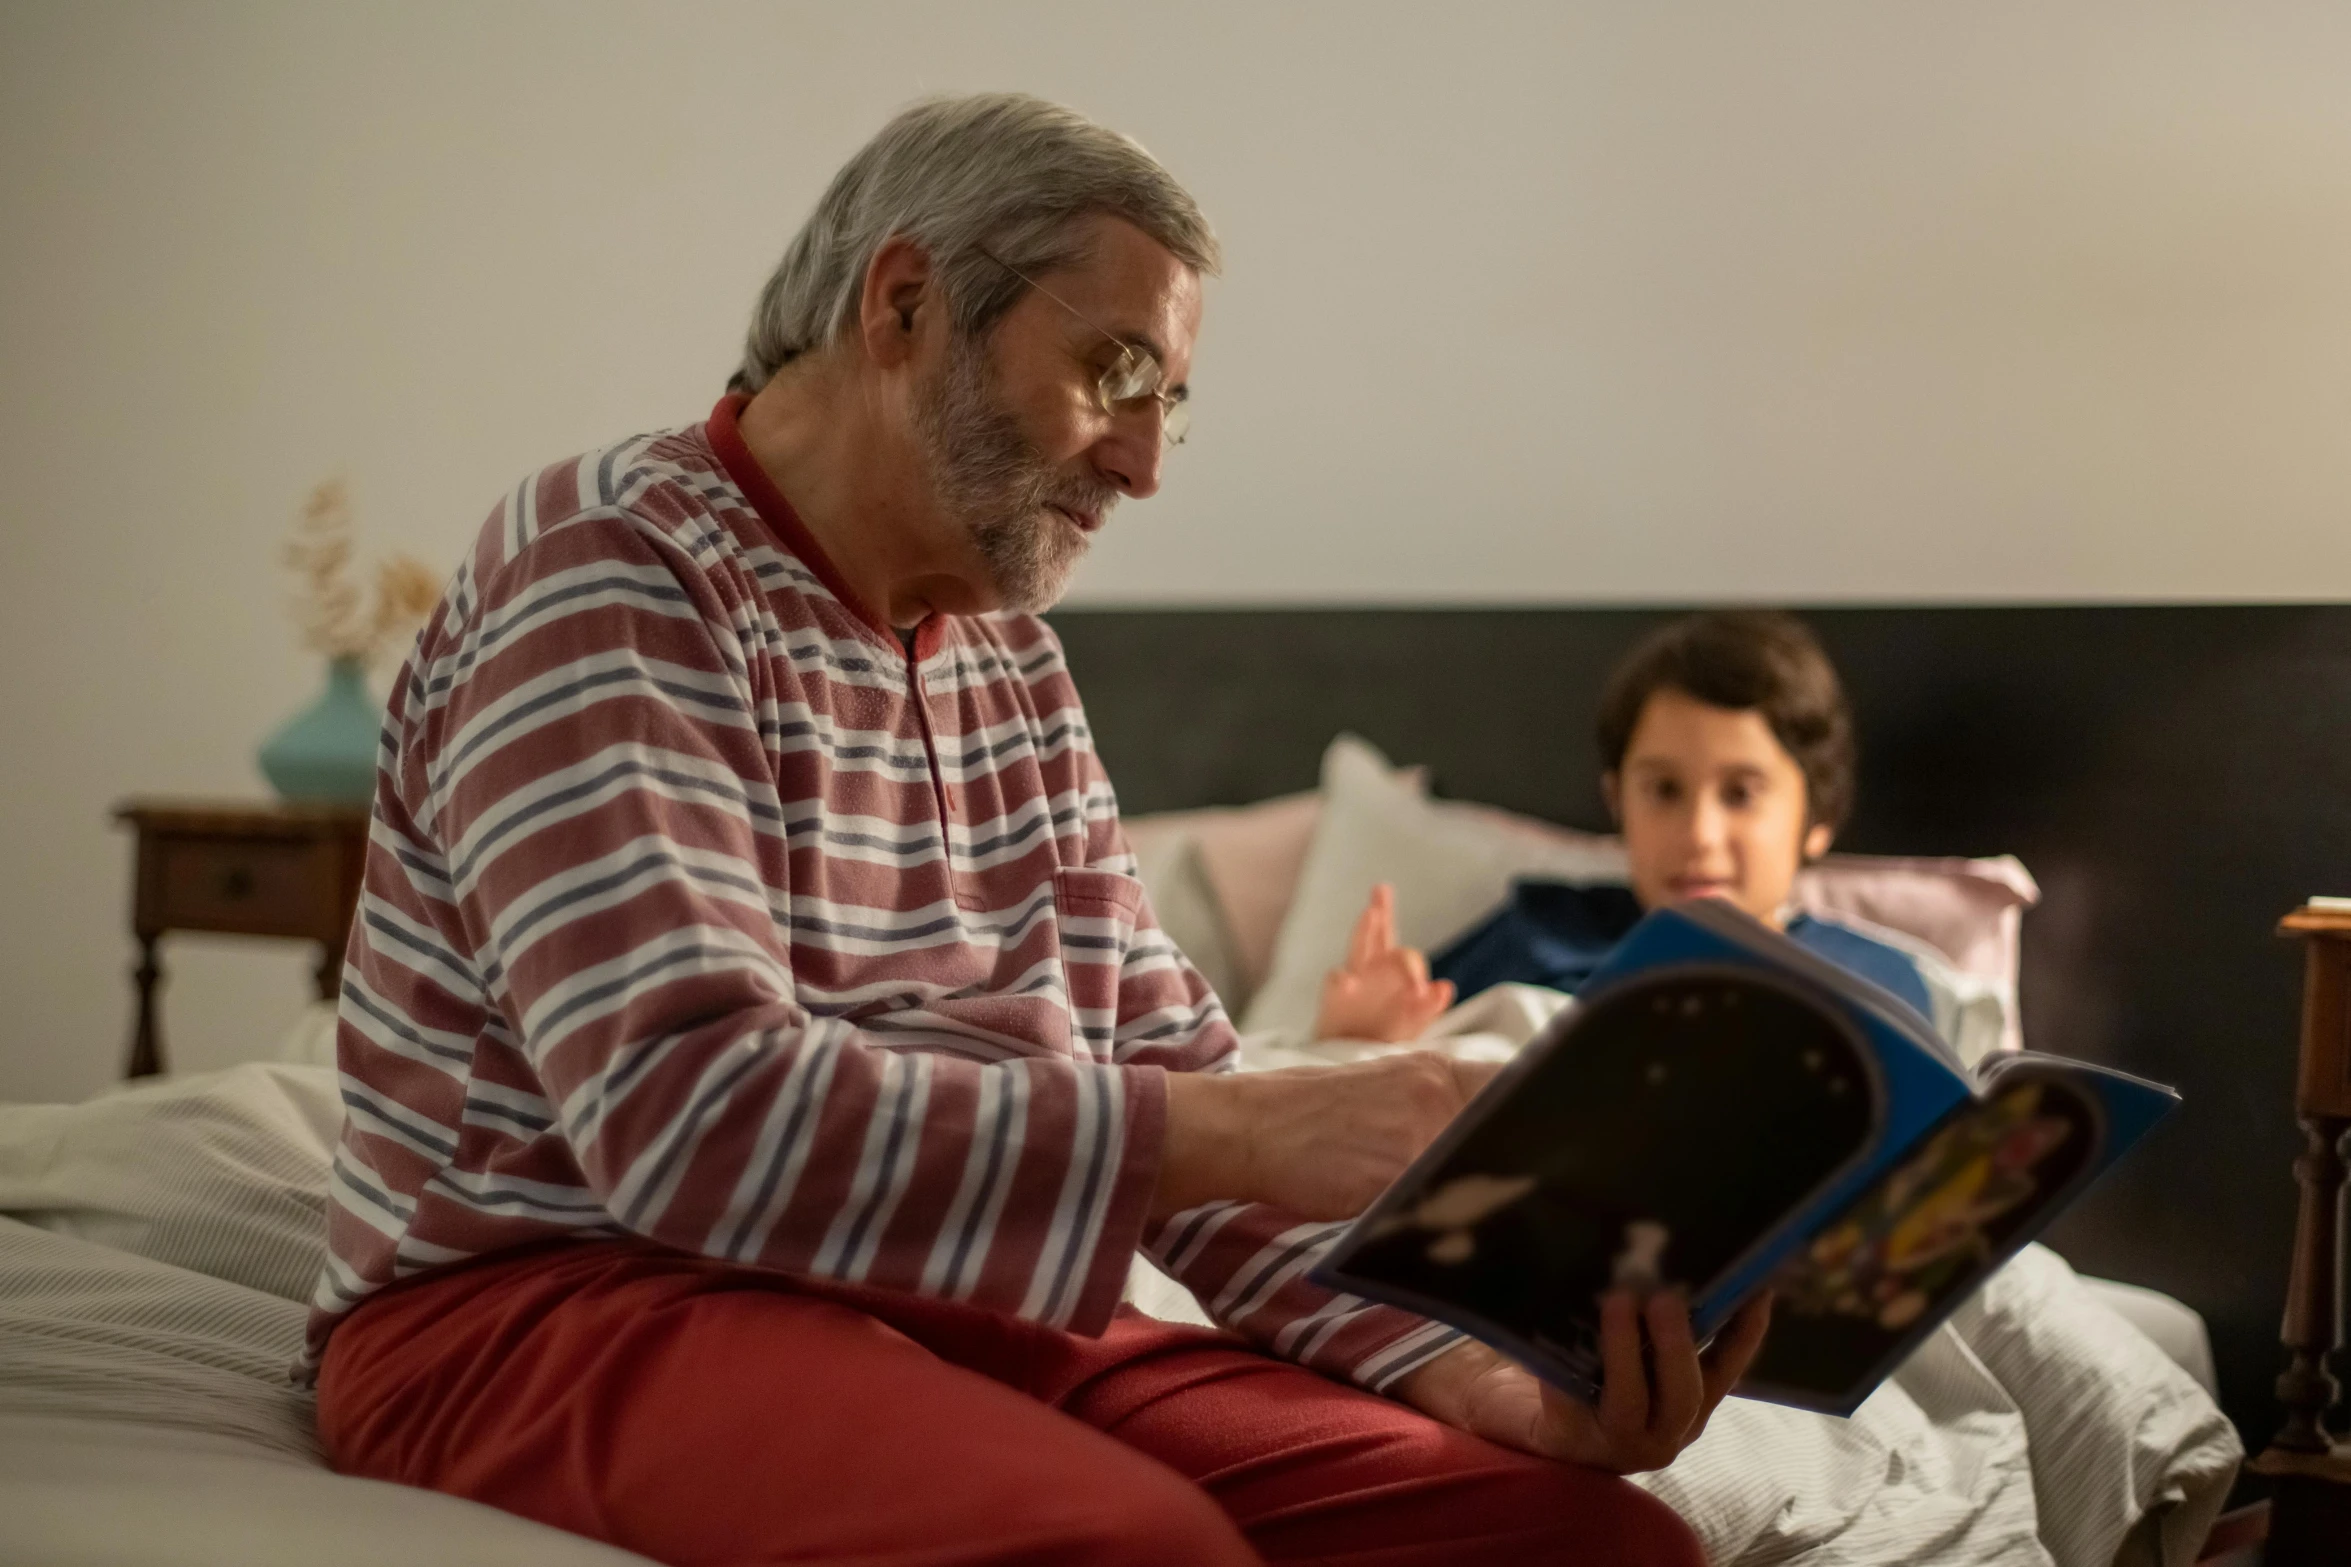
[974, 247, 1190, 446]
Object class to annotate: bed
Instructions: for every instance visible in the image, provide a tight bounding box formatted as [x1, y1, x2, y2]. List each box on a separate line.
[0, 999, 2234, 1567]
[12, 602, 2326, 1566]
[2, 732, 2240, 1566]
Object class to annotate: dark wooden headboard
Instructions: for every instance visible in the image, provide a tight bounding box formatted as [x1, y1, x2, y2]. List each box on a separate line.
[1050, 603, 2351, 1454]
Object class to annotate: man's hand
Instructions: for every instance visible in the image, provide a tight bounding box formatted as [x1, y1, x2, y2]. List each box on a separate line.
[1154, 1049, 1499, 1221]
[1393, 1290, 1773, 1474]
[1315, 884, 1456, 1043]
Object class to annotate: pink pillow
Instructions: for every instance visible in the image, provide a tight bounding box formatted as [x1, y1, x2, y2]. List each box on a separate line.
[1123, 792, 1324, 995]
[1792, 854, 2040, 1050]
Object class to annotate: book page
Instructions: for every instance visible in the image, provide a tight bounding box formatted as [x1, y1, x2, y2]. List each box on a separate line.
[1741, 1073, 2099, 1409]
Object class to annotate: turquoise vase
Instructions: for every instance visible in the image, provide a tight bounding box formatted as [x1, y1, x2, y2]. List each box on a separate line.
[257, 657, 381, 804]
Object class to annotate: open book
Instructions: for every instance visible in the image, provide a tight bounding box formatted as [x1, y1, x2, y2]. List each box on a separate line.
[1312, 899, 2177, 1416]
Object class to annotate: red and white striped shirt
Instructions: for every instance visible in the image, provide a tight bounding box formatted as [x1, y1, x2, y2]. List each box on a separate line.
[304, 396, 1460, 1392]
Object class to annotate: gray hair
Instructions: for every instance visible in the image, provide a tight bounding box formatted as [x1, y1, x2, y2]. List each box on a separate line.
[735, 93, 1219, 392]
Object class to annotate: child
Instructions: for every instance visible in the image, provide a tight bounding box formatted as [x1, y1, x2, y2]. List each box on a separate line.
[1315, 611, 1950, 1042]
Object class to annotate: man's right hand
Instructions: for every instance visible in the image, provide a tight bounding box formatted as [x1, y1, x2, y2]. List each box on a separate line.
[1151, 1050, 1499, 1221]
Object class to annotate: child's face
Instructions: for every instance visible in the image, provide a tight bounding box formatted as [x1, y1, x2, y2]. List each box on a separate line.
[1604, 687, 1833, 928]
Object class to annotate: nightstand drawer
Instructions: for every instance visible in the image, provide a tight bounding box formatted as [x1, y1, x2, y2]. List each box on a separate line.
[114, 798, 372, 1078]
[149, 836, 340, 938]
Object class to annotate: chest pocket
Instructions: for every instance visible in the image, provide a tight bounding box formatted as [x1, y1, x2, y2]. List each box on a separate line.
[1053, 867, 1145, 1060]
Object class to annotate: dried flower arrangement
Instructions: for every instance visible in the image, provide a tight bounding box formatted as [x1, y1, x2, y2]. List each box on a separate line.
[283, 479, 444, 668]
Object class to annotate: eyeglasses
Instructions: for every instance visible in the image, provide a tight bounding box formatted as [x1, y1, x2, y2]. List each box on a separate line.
[974, 247, 1190, 446]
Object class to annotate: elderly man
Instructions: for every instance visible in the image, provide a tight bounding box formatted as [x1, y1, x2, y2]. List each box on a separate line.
[310, 94, 1764, 1567]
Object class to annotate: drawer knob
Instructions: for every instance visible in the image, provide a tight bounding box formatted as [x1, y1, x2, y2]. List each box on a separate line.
[219, 867, 256, 900]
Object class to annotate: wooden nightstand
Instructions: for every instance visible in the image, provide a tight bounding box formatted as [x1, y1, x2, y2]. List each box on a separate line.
[2248, 899, 2351, 1563]
[112, 799, 372, 1079]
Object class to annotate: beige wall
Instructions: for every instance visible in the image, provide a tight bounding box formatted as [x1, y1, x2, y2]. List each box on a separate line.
[4, 0, 2348, 1100]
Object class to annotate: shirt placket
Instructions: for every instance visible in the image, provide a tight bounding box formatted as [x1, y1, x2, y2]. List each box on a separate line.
[904, 641, 968, 906]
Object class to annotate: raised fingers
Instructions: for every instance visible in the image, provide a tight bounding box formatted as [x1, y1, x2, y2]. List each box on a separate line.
[1347, 885, 1392, 967]
[1366, 882, 1397, 955]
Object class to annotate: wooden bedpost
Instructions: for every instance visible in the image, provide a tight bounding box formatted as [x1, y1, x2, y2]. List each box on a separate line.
[2249, 901, 2351, 1562]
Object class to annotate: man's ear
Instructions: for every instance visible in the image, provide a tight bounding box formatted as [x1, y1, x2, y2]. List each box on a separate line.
[856, 234, 934, 370]
[1802, 821, 1834, 862]
[1601, 772, 1623, 827]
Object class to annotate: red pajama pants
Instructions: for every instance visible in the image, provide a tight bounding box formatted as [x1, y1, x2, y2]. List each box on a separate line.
[317, 1239, 1703, 1567]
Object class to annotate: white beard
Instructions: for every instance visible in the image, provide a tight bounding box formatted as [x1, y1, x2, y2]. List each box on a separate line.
[912, 335, 1116, 614]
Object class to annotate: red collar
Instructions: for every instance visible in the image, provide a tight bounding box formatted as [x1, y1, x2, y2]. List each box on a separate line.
[705, 392, 944, 661]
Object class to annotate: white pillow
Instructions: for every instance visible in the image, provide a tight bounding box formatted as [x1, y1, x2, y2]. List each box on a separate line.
[0, 1063, 340, 1303]
[1239, 735, 1624, 1035]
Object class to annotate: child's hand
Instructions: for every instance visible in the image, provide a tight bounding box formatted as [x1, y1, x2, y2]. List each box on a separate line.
[1315, 884, 1456, 1042]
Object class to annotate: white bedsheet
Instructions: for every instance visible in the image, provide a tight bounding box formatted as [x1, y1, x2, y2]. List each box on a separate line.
[1622, 1245, 2237, 1567]
[0, 1411, 657, 1567]
[0, 1215, 656, 1566]
[0, 1059, 341, 1302]
[0, 1068, 651, 1565]
[1124, 1234, 2237, 1567]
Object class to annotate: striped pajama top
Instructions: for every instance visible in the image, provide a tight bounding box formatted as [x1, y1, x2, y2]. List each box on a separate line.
[302, 395, 1461, 1392]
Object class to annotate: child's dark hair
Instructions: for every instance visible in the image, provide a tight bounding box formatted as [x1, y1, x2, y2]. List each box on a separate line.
[1595, 611, 1857, 832]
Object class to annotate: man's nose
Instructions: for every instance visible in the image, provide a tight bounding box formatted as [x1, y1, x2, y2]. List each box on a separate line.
[1689, 796, 1730, 848]
[1095, 411, 1165, 500]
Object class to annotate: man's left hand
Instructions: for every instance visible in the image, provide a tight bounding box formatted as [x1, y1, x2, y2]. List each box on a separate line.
[1392, 1290, 1772, 1474]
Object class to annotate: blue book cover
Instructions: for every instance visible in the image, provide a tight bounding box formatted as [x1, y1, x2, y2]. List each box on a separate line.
[1311, 899, 2178, 1416]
